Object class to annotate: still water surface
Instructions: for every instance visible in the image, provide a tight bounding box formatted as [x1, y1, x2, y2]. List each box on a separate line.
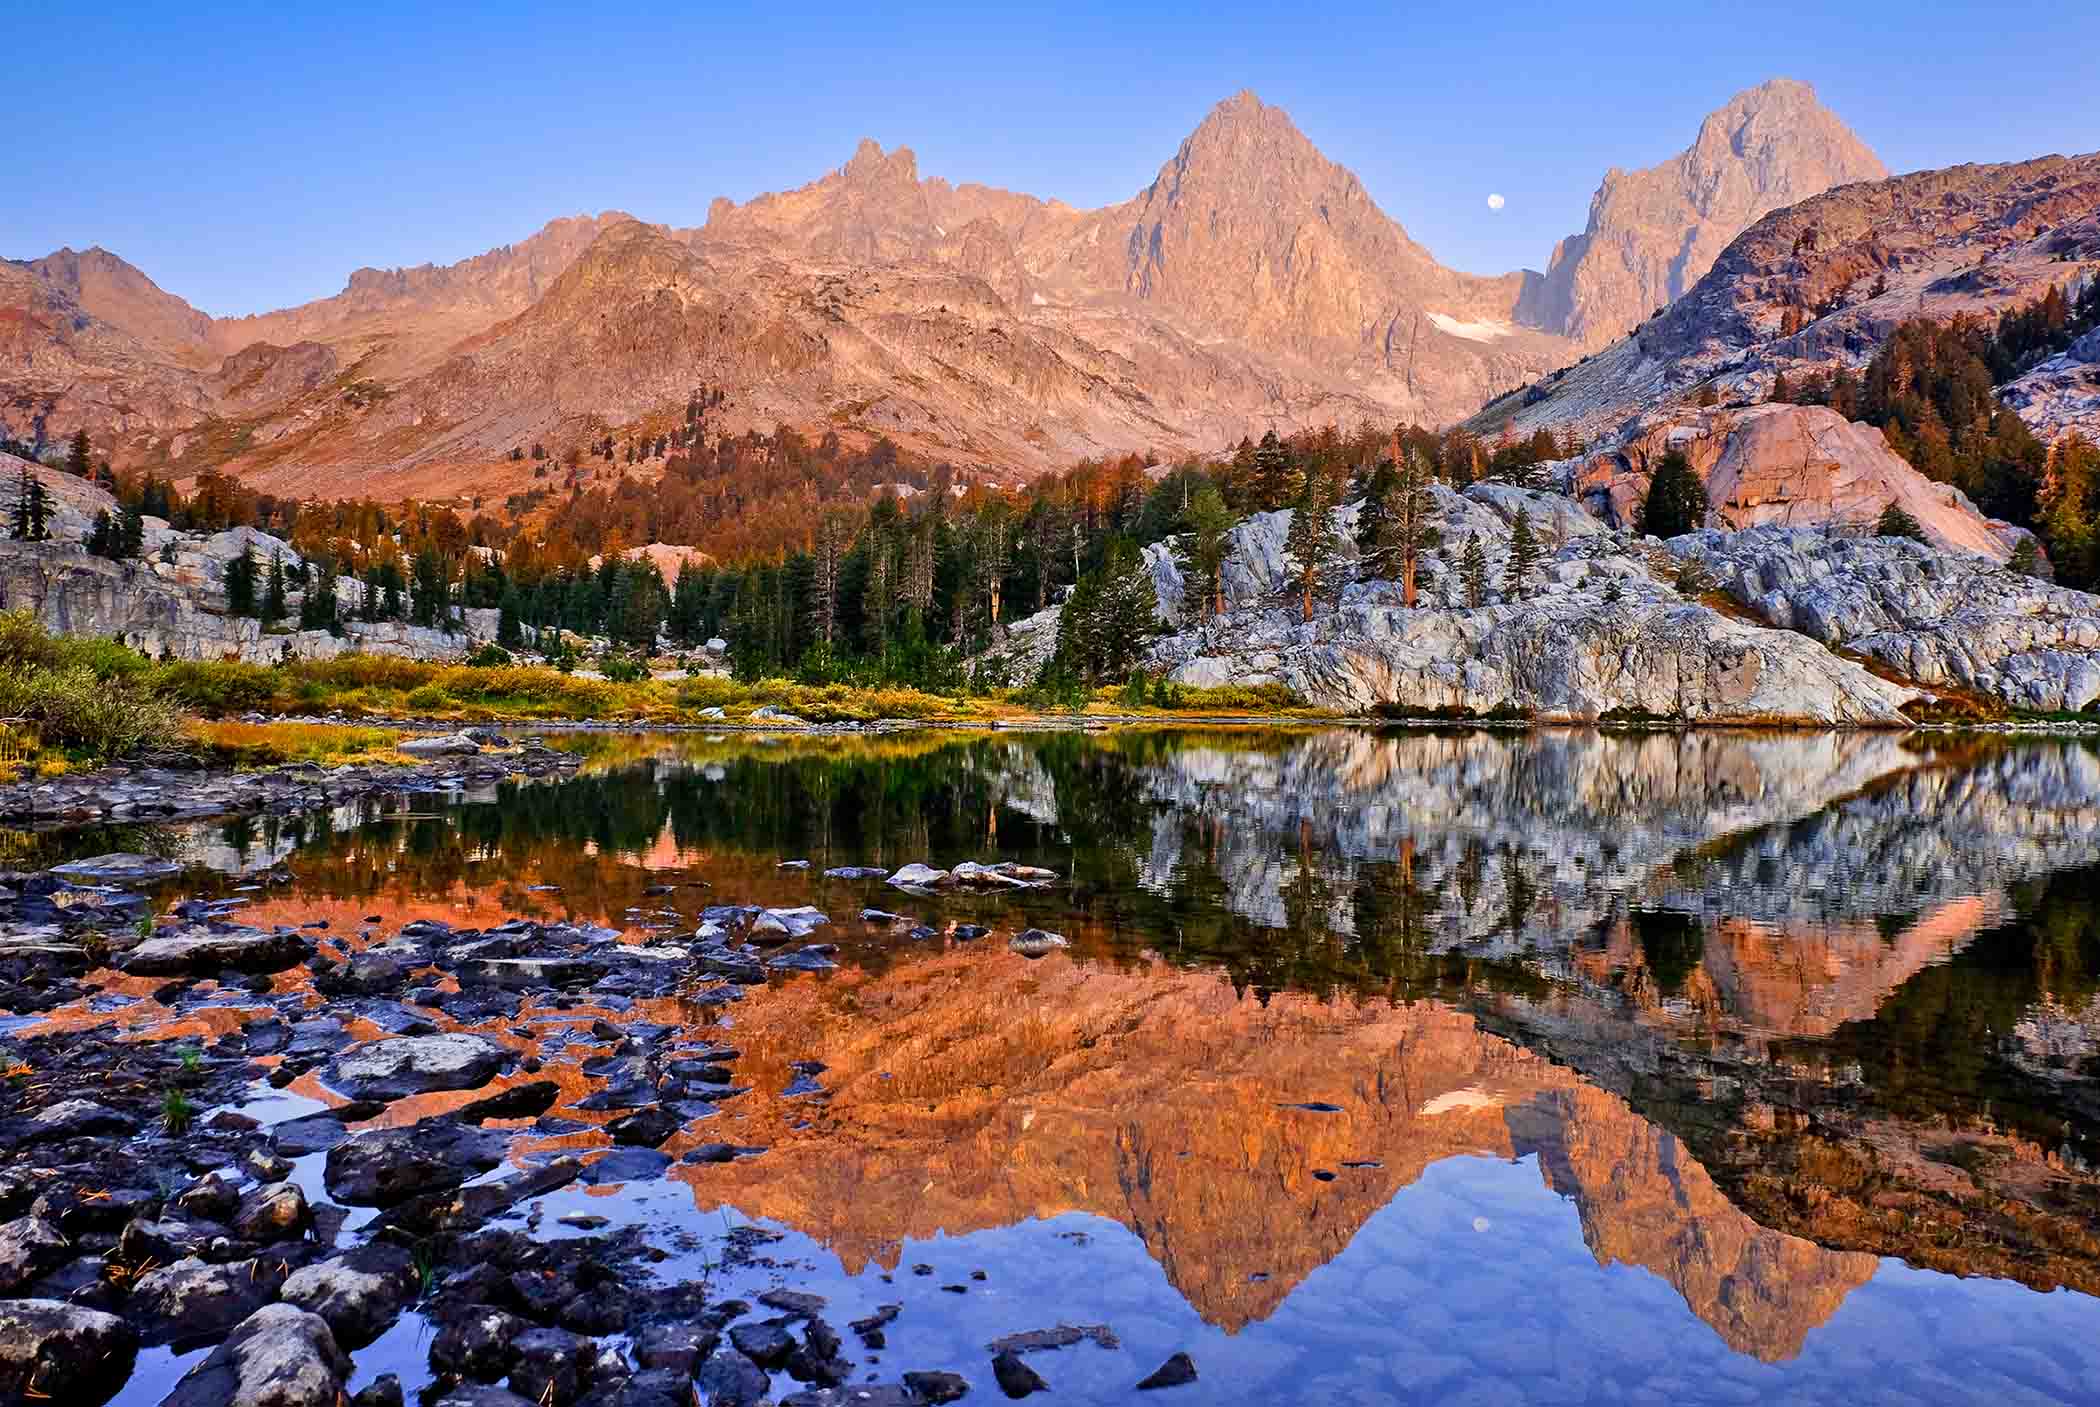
[41, 727, 2100, 1405]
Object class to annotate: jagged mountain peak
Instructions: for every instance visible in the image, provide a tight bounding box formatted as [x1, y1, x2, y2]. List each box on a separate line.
[1523, 77, 1885, 347]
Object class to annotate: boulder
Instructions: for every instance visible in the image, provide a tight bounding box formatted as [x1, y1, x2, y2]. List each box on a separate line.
[1680, 527, 2100, 711]
[130, 1256, 288, 1346]
[116, 924, 307, 975]
[323, 1120, 510, 1206]
[1576, 405, 2018, 559]
[157, 1304, 351, 1407]
[324, 1032, 506, 1100]
[281, 1243, 421, 1348]
[231, 1181, 311, 1243]
[0, 1217, 70, 1295]
[0, 1298, 137, 1406]
[399, 732, 482, 757]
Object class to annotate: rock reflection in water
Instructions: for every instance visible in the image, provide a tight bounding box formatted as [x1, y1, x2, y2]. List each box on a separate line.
[659, 947, 1876, 1360]
[22, 725, 2100, 1403]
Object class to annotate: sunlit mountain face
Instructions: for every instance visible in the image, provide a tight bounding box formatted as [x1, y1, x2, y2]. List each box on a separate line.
[20, 728, 2100, 1405]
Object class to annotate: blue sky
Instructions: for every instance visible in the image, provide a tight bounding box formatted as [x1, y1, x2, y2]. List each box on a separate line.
[8, 1, 2097, 316]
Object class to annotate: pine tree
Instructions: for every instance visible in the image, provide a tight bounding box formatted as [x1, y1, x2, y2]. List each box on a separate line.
[409, 550, 446, 628]
[226, 545, 259, 617]
[262, 551, 287, 625]
[1876, 505, 1926, 541]
[1504, 511, 1537, 600]
[300, 561, 339, 630]
[497, 584, 524, 646]
[1252, 429, 1297, 511]
[118, 506, 144, 559]
[66, 429, 90, 478]
[1386, 440, 1436, 608]
[1462, 533, 1488, 608]
[1283, 472, 1338, 621]
[86, 510, 115, 558]
[1173, 485, 1236, 620]
[1641, 450, 1709, 539]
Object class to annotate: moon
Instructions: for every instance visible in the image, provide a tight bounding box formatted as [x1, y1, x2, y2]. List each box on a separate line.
[1486, 193, 1506, 211]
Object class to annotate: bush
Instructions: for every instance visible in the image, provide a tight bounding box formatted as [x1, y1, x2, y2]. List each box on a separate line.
[294, 654, 439, 692]
[674, 675, 744, 710]
[598, 649, 648, 684]
[0, 662, 182, 759]
[147, 660, 280, 716]
[1877, 505, 1927, 542]
[464, 643, 513, 668]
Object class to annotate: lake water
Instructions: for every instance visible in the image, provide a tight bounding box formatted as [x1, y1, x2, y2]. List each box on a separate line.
[31, 727, 2100, 1406]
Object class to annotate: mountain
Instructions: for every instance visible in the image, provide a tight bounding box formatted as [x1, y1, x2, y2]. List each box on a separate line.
[1485, 150, 2100, 445]
[2, 84, 1889, 497]
[1519, 80, 1886, 349]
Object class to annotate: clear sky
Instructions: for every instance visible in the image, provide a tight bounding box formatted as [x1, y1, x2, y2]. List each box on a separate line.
[9, 0, 2098, 317]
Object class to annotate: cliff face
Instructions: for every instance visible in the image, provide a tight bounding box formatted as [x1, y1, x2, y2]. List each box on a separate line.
[0, 541, 474, 664]
[1522, 80, 1886, 349]
[1572, 403, 2023, 559]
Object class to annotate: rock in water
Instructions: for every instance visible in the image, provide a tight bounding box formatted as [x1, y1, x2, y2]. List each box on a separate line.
[0, 1298, 138, 1406]
[323, 1032, 506, 1100]
[398, 732, 482, 756]
[323, 1120, 509, 1206]
[993, 1348, 1050, 1397]
[157, 1304, 351, 1407]
[116, 925, 308, 976]
[1137, 1352, 1198, 1390]
[281, 1243, 421, 1348]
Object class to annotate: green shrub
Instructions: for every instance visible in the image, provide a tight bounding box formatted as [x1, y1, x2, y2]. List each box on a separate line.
[598, 649, 648, 684]
[464, 643, 513, 668]
[146, 660, 280, 716]
[674, 675, 744, 710]
[0, 662, 183, 759]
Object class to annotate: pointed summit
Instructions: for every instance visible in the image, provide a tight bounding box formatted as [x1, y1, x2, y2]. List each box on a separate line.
[1522, 77, 1886, 346]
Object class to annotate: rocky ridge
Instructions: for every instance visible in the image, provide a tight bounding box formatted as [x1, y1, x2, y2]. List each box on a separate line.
[1131, 482, 1921, 721]
[5, 84, 1883, 489]
[1489, 151, 2100, 445]
[1521, 79, 1887, 349]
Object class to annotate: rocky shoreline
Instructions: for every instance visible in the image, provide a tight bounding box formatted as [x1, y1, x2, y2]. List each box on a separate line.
[0, 847, 1137, 1407]
[0, 733, 582, 830]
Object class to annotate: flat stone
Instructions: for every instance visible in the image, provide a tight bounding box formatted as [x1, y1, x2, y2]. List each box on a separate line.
[116, 924, 307, 975]
[324, 1032, 506, 1100]
[323, 1120, 509, 1206]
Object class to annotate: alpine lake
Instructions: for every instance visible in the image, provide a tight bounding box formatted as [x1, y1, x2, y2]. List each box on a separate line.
[10, 725, 2100, 1407]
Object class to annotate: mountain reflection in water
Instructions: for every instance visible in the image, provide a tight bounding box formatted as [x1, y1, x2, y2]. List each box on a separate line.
[45, 727, 2100, 1404]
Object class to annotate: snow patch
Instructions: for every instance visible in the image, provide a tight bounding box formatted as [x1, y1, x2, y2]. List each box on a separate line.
[1426, 311, 1514, 343]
